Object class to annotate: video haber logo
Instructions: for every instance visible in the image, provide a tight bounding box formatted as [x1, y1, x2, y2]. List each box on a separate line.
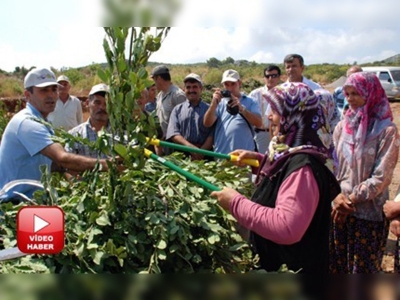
[17, 206, 64, 254]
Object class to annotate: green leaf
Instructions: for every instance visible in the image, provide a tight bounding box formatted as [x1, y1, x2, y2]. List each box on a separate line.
[207, 234, 221, 245]
[157, 250, 167, 260]
[93, 251, 105, 265]
[156, 240, 167, 250]
[96, 213, 111, 226]
[113, 144, 128, 158]
[87, 243, 99, 250]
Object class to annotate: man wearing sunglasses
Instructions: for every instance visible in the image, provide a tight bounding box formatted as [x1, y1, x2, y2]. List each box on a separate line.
[248, 65, 281, 154]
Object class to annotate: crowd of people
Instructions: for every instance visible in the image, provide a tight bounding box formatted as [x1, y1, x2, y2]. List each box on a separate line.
[1, 53, 400, 275]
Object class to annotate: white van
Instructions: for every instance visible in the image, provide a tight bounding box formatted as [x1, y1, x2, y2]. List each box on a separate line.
[362, 66, 400, 99]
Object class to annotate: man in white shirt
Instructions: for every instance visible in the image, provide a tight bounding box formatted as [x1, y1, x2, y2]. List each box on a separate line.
[48, 75, 83, 130]
[249, 65, 281, 154]
[284, 54, 322, 91]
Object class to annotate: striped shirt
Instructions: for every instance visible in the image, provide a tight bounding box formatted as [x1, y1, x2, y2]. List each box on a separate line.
[166, 100, 213, 146]
[65, 119, 110, 159]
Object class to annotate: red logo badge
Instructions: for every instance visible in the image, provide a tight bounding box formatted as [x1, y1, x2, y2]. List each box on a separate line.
[17, 206, 64, 254]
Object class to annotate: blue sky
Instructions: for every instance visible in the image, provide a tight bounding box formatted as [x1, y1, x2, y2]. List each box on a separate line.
[0, 0, 399, 72]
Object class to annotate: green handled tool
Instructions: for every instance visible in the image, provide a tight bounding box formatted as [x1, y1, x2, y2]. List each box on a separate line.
[147, 138, 259, 167]
[144, 149, 221, 192]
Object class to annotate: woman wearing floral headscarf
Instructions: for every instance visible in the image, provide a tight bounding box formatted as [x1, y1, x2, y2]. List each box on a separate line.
[330, 72, 400, 273]
[211, 82, 340, 274]
[314, 88, 341, 134]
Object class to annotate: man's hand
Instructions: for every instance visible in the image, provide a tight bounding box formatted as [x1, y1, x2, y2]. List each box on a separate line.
[211, 89, 223, 107]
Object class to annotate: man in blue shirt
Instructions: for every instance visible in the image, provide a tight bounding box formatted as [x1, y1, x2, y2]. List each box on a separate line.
[203, 69, 262, 154]
[0, 68, 118, 201]
[166, 73, 214, 160]
[145, 84, 157, 113]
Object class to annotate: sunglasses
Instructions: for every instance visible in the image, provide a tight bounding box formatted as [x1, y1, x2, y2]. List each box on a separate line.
[265, 74, 279, 79]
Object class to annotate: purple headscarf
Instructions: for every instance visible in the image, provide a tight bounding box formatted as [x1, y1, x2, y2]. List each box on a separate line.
[257, 82, 333, 181]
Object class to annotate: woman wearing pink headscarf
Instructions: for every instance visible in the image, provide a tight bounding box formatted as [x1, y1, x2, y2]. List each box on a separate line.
[330, 72, 400, 273]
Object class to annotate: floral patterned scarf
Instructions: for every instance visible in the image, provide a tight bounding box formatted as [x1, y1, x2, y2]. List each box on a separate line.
[257, 82, 333, 182]
[340, 72, 393, 166]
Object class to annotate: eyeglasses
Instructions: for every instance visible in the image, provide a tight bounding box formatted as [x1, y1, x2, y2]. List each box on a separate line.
[265, 74, 279, 79]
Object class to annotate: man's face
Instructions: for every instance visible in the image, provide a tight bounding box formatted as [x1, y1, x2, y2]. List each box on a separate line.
[89, 94, 108, 122]
[58, 80, 70, 95]
[223, 81, 241, 97]
[264, 70, 280, 90]
[148, 85, 157, 100]
[152, 75, 162, 91]
[285, 58, 304, 82]
[184, 81, 202, 103]
[24, 85, 59, 118]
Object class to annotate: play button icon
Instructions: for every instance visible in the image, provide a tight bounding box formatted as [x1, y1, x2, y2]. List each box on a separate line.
[17, 206, 64, 254]
[34, 215, 50, 233]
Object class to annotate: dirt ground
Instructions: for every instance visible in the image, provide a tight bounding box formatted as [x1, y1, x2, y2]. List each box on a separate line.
[388, 101, 400, 200]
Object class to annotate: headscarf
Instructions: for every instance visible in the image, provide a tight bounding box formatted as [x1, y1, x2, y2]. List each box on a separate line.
[257, 82, 333, 182]
[340, 72, 393, 166]
[314, 88, 340, 133]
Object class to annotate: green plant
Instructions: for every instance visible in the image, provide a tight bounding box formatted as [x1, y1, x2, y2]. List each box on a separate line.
[0, 27, 256, 274]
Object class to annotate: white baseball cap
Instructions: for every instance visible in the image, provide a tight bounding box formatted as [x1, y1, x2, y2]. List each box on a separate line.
[57, 75, 70, 83]
[89, 83, 110, 96]
[184, 73, 203, 85]
[24, 68, 60, 89]
[221, 69, 240, 83]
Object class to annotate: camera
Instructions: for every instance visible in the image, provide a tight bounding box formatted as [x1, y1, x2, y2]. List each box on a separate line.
[221, 89, 231, 98]
[221, 90, 239, 115]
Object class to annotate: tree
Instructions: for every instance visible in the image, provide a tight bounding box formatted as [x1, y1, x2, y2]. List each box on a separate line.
[206, 57, 221, 68]
[223, 57, 234, 64]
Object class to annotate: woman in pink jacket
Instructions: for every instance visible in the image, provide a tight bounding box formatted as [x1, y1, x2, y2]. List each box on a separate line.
[211, 82, 340, 274]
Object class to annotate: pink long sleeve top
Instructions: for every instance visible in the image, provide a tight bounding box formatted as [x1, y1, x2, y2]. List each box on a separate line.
[229, 165, 319, 245]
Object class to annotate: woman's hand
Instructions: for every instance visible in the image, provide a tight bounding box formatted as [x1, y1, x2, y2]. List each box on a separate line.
[389, 219, 400, 237]
[383, 200, 400, 220]
[210, 187, 241, 210]
[331, 193, 355, 223]
[229, 149, 258, 167]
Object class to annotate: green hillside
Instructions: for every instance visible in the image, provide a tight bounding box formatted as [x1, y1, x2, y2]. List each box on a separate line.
[1, 55, 399, 100]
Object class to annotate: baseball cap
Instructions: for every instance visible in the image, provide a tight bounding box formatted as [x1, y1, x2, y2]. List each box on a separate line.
[151, 65, 170, 77]
[184, 73, 202, 85]
[89, 83, 110, 96]
[24, 68, 60, 89]
[221, 69, 240, 83]
[57, 75, 70, 83]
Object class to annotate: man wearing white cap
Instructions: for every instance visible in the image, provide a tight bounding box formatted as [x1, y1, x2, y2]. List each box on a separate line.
[47, 75, 83, 131]
[0, 69, 115, 202]
[203, 69, 262, 154]
[66, 83, 111, 158]
[166, 73, 214, 160]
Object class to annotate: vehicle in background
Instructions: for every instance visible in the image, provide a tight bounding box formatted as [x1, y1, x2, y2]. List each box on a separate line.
[362, 66, 400, 99]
